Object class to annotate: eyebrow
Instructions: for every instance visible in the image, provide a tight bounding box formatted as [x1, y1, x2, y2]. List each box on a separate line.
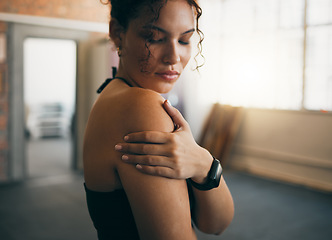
[142, 25, 195, 35]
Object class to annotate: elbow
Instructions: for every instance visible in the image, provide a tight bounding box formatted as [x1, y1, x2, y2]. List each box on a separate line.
[213, 218, 233, 236]
[195, 223, 228, 236]
[195, 206, 234, 235]
[196, 218, 233, 236]
[213, 215, 233, 235]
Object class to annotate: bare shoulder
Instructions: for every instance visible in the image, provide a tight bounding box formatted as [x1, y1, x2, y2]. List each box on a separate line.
[83, 86, 175, 191]
[87, 86, 173, 134]
[115, 87, 174, 133]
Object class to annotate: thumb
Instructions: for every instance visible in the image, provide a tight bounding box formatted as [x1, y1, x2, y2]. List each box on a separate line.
[163, 100, 189, 131]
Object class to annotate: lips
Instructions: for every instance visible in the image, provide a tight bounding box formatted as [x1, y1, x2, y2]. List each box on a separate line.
[155, 70, 180, 81]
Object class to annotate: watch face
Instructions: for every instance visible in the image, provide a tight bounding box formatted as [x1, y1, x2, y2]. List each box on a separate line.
[210, 158, 222, 187]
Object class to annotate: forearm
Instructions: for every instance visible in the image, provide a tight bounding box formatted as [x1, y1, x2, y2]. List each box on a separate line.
[191, 176, 234, 235]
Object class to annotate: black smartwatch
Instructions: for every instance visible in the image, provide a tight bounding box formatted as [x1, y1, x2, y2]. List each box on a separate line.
[189, 156, 222, 191]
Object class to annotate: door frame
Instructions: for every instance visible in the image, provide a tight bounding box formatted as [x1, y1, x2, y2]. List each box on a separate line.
[8, 23, 90, 180]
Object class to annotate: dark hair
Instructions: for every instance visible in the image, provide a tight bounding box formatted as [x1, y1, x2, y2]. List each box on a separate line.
[102, 0, 204, 70]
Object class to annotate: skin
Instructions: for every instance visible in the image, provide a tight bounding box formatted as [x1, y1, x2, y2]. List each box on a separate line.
[84, 0, 234, 238]
[117, 100, 235, 235]
[111, 0, 195, 93]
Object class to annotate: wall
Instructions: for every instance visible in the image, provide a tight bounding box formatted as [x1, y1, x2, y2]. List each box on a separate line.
[186, 99, 332, 192]
[0, 0, 109, 23]
[0, 22, 9, 181]
[229, 109, 332, 192]
[76, 37, 114, 169]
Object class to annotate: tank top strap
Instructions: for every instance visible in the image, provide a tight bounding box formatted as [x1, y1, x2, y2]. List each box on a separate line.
[97, 77, 133, 94]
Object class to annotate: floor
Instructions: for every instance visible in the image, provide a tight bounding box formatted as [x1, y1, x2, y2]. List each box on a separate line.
[26, 138, 73, 179]
[196, 172, 332, 240]
[0, 138, 331, 240]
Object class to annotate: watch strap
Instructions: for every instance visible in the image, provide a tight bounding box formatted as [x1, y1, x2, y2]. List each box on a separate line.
[189, 156, 222, 191]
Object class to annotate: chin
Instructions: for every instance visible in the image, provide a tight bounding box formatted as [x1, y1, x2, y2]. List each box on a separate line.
[154, 85, 174, 94]
[142, 81, 174, 94]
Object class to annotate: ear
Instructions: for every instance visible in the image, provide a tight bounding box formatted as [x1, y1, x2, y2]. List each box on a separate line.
[109, 18, 125, 48]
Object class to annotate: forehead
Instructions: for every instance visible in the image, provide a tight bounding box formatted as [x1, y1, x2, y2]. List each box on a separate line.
[131, 0, 195, 31]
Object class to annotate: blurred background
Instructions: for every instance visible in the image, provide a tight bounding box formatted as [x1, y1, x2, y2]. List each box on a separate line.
[0, 0, 331, 240]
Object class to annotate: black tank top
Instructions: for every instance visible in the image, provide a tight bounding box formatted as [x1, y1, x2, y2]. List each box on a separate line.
[85, 77, 195, 239]
[84, 181, 194, 240]
[84, 184, 140, 239]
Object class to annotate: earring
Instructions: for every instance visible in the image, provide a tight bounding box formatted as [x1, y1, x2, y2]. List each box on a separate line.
[116, 46, 122, 57]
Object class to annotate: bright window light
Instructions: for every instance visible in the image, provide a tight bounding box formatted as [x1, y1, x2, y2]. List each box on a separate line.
[23, 38, 77, 114]
[198, 0, 332, 112]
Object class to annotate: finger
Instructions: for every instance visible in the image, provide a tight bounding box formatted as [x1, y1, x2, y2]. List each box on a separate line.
[163, 100, 189, 130]
[124, 131, 171, 144]
[115, 143, 171, 156]
[121, 154, 173, 168]
[135, 165, 179, 179]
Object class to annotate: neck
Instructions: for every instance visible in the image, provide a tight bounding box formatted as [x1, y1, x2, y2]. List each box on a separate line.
[115, 65, 141, 88]
[113, 76, 134, 87]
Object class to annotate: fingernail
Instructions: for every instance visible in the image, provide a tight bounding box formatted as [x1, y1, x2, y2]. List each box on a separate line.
[122, 155, 129, 161]
[115, 144, 122, 150]
[136, 164, 142, 169]
[166, 99, 172, 106]
[124, 135, 129, 141]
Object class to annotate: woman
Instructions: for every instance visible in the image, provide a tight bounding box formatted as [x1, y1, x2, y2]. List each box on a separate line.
[83, 0, 234, 239]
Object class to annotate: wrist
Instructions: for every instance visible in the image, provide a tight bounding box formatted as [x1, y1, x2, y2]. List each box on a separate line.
[190, 155, 222, 191]
[191, 148, 214, 184]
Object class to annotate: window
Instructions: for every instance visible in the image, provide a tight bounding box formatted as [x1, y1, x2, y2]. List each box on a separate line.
[198, 0, 332, 111]
[305, 0, 332, 111]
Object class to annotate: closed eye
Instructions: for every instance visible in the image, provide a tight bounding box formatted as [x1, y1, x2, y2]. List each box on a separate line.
[148, 38, 166, 44]
[179, 40, 190, 45]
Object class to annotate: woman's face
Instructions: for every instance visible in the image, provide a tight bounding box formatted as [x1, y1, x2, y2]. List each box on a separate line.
[118, 0, 196, 93]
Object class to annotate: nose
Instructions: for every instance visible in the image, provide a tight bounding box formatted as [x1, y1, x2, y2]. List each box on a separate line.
[162, 40, 180, 65]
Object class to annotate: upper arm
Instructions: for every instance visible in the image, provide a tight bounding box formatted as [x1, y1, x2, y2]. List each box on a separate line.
[116, 90, 195, 240]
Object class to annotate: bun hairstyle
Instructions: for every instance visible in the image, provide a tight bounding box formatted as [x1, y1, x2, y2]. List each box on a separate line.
[102, 0, 204, 69]
[109, 0, 164, 30]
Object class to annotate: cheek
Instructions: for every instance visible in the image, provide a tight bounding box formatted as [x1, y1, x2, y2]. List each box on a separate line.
[181, 48, 192, 67]
[129, 44, 147, 61]
[133, 42, 151, 62]
[125, 42, 151, 71]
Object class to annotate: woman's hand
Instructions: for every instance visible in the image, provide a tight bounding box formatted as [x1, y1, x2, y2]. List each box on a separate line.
[115, 100, 213, 183]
